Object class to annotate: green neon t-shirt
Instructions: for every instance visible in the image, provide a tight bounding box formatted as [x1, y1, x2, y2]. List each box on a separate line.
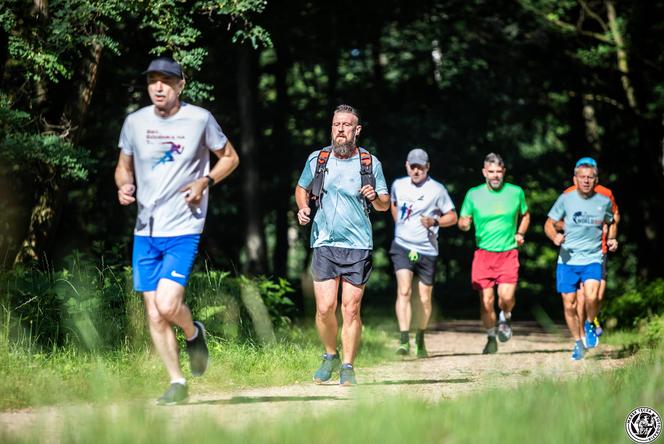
[459, 183, 528, 252]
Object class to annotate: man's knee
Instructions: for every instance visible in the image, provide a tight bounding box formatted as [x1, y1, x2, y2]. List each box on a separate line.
[316, 301, 336, 319]
[397, 287, 412, 300]
[146, 306, 169, 329]
[480, 292, 494, 308]
[155, 297, 182, 320]
[341, 298, 361, 320]
[562, 296, 576, 312]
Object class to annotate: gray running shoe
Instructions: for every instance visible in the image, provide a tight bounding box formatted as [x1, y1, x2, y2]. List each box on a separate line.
[313, 352, 341, 384]
[497, 319, 512, 343]
[186, 320, 209, 377]
[483, 336, 498, 354]
[339, 365, 357, 386]
[156, 383, 188, 405]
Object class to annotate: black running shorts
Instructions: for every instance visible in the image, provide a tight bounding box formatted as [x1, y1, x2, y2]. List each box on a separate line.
[389, 240, 437, 285]
[311, 246, 373, 286]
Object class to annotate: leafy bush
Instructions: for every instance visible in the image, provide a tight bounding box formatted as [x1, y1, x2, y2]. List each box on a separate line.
[603, 279, 664, 329]
[0, 256, 295, 352]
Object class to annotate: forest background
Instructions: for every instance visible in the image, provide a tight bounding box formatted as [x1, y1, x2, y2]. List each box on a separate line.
[1, 0, 663, 343]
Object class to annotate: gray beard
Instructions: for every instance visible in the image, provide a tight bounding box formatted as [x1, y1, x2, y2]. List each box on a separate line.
[332, 138, 355, 157]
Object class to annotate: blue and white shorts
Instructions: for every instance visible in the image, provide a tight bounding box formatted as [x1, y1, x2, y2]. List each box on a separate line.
[132, 234, 201, 292]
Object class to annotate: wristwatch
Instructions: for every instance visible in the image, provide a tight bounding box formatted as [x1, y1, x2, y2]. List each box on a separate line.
[205, 174, 214, 187]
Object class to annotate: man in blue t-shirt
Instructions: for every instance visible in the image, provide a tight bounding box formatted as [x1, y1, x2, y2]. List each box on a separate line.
[390, 148, 457, 358]
[295, 104, 389, 386]
[544, 158, 617, 361]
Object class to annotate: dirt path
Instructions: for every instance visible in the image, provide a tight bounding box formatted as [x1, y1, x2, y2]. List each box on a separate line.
[0, 321, 632, 439]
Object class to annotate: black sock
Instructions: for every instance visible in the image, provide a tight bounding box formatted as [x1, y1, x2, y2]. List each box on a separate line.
[400, 331, 410, 344]
[416, 330, 425, 346]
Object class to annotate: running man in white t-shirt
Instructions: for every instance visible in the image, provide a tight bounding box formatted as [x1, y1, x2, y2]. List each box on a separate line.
[390, 148, 457, 357]
[114, 57, 239, 405]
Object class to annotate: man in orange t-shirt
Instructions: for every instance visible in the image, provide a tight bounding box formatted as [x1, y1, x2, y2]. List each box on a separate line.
[554, 158, 620, 337]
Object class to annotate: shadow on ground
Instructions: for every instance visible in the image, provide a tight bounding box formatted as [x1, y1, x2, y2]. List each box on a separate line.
[189, 395, 347, 406]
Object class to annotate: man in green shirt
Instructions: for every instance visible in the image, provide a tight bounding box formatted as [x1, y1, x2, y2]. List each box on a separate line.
[458, 153, 530, 354]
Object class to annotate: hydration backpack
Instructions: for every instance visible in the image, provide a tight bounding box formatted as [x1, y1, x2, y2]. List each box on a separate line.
[309, 146, 376, 212]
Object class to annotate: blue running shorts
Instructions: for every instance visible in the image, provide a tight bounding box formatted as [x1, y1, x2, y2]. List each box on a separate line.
[132, 234, 201, 292]
[556, 262, 602, 294]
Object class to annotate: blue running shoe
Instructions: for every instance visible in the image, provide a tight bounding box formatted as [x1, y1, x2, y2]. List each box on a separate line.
[584, 320, 599, 348]
[339, 364, 357, 386]
[313, 352, 341, 384]
[571, 340, 585, 361]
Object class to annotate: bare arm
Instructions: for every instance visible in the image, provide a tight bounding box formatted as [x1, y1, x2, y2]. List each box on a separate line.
[371, 193, 391, 212]
[181, 140, 240, 204]
[515, 211, 531, 246]
[295, 185, 311, 225]
[457, 215, 472, 231]
[421, 210, 458, 229]
[115, 152, 135, 205]
[544, 217, 565, 246]
[606, 208, 619, 251]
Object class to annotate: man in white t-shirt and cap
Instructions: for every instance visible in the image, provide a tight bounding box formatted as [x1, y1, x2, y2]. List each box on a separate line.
[114, 56, 239, 405]
[390, 148, 457, 357]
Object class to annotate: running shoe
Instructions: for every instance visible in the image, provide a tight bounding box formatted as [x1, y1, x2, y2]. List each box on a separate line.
[497, 319, 513, 343]
[395, 343, 410, 356]
[313, 352, 341, 384]
[594, 317, 603, 336]
[415, 342, 428, 358]
[482, 336, 498, 354]
[156, 383, 188, 405]
[584, 320, 599, 348]
[339, 364, 357, 386]
[571, 340, 585, 361]
[186, 320, 209, 376]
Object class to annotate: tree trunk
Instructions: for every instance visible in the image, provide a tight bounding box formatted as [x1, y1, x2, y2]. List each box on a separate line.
[582, 96, 602, 155]
[272, 41, 291, 280]
[605, 0, 638, 112]
[14, 38, 103, 266]
[237, 43, 267, 275]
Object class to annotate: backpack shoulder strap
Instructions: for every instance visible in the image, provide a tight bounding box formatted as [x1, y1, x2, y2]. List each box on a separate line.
[310, 147, 332, 207]
[359, 148, 376, 188]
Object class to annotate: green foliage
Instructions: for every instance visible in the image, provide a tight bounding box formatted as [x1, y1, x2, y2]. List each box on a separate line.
[0, 259, 297, 351]
[603, 279, 664, 329]
[1, 331, 661, 442]
[0, 96, 93, 183]
[254, 276, 295, 327]
[639, 315, 664, 349]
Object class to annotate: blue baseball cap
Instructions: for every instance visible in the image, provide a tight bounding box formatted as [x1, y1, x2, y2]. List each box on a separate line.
[143, 57, 184, 79]
[575, 157, 597, 168]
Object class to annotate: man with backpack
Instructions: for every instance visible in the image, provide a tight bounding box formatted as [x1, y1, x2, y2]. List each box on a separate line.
[295, 104, 389, 385]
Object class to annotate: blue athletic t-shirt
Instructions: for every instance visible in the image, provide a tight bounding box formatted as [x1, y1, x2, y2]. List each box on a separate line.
[547, 190, 614, 265]
[298, 148, 388, 249]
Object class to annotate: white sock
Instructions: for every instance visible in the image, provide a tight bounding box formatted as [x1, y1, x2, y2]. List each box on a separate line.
[499, 311, 511, 322]
[187, 326, 199, 342]
[487, 327, 497, 337]
[171, 378, 186, 386]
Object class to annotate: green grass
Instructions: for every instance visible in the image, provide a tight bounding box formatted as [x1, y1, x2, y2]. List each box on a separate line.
[2, 334, 662, 444]
[0, 322, 393, 410]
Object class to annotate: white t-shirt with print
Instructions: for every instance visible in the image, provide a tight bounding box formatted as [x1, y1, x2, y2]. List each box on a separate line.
[118, 103, 228, 236]
[391, 176, 455, 256]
